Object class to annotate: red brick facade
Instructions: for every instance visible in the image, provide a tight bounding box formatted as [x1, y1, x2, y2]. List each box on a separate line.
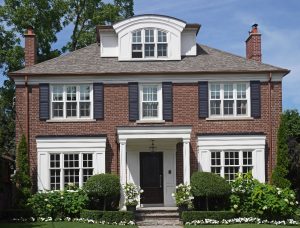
[15, 81, 282, 190]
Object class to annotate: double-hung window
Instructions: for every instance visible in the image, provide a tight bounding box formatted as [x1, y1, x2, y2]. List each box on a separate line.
[49, 153, 94, 190]
[51, 84, 93, 120]
[131, 29, 168, 59]
[210, 150, 253, 182]
[209, 83, 250, 118]
[139, 84, 162, 120]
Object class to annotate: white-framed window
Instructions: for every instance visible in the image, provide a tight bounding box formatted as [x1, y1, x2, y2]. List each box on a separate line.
[209, 82, 250, 118]
[139, 84, 162, 120]
[210, 150, 253, 182]
[49, 152, 94, 190]
[50, 84, 93, 120]
[131, 29, 168, 59]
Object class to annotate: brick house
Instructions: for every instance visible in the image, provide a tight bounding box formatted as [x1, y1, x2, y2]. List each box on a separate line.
[9, 15, 289, 208]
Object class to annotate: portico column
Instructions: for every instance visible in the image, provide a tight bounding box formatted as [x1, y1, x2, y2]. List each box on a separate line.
[183, 138, 190, 184]
[119, 139, 127, 209]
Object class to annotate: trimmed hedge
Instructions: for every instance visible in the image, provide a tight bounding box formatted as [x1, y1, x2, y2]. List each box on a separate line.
[181, 211, 236, 223]
[80, 210, 134, 223]
[0, 209, 34, 220]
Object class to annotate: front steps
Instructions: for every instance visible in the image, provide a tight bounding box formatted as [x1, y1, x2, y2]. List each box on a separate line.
[135, 207, 182, 226]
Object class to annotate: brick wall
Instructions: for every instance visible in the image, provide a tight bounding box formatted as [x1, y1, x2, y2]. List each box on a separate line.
[15, 81, 281, 189]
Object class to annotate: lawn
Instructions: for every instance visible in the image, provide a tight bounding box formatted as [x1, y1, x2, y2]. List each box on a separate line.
[0, 222, 136, 228]
[186, 225, 299, 228]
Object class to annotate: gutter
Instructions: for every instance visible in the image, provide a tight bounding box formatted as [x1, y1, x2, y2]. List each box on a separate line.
[269, 72, 273, 182]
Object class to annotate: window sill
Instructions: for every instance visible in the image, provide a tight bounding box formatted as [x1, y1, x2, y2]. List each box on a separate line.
[206, 117, 254, 121]
[46, 119, 96, 123]
[136, 120, 166, 124]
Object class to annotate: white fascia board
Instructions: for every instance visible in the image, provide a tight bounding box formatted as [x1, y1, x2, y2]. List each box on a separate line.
[117, 126, 192, 142]
[197, 135, 266, 150]
[17, 73, 285, 85]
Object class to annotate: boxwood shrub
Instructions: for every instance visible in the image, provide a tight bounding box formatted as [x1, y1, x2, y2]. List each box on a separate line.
[83, 174, 120, 210]
[181, 211, 236, 223]
[191, 172, 231, 211]
[80, 210, 134, 223]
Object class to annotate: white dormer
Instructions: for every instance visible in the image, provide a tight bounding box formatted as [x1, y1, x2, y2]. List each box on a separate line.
[98, 14, 200, 61]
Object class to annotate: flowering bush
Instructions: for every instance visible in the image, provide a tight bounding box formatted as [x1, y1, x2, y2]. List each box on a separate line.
[27, 185, 88, 219]
[123, 183, 143, 206]
[230, 173, 298, 219]
[172, 183, 193, 207]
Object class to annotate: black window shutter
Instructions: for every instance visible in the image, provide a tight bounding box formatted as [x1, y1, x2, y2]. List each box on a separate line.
[128, 82, 139, 121]
[162, 82, 173, 121]
[93, 83, 104, 119]
[250, 80, 261, 118]
[198, 81, 209, 118]
[39, 83, 49, 120]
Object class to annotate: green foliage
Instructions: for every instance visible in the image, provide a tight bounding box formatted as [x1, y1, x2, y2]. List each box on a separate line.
[28, 188, 88, 219]
[181, 211, 236, 222]
[173, 183, 193, 206]
[191, 172, 231, 211]
[12, 134, 31, 208]
[123, 183, 143, 206]
[231, 173, 298, 219]
[80, 210, 134, 223]
[272, 114, 292, 188]
[83, 174, 120, 210]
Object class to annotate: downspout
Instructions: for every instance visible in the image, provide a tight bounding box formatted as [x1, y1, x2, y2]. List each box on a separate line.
[268, 72, 273, 181]
[25, 75, 30, 171]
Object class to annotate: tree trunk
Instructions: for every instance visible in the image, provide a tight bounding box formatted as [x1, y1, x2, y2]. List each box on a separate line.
[206, 196, 209, 211]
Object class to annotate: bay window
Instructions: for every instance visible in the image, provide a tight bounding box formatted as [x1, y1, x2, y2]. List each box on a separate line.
[51, 84, 93, 119]
[209, 83, 250, 118]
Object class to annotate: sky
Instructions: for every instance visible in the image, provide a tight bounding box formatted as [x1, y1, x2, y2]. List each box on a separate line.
[1, 0, 300, 111]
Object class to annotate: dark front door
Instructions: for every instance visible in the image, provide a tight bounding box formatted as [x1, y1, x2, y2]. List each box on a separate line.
[140, 152, 163, 204]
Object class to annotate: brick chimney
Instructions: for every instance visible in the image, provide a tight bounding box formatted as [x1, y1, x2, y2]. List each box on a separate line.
[24, 26, 37, 67]
[246, 24, 262, 62]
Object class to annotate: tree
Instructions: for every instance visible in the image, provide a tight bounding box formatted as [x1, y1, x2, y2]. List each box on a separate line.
[12, 134, 32, 208]
[62, 0, 134, 52]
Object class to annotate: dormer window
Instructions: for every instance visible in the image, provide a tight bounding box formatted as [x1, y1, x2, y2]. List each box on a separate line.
[132, 29, 168, 59]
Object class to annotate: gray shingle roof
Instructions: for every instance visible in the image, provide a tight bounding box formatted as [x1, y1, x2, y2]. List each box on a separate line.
[10, 43, 289, 76]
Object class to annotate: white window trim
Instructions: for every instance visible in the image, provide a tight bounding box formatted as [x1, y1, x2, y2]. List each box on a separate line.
[139, 83, 163, 121]
[50, 84, 94, 120]
[131, 28, 169, 60]
[208, 82, 251, 118]
[37, 137, 106, 191]
[197, 135, 266, 183]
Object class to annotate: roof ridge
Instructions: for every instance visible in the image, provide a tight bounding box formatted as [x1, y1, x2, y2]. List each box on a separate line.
[197, 43, 289, 71]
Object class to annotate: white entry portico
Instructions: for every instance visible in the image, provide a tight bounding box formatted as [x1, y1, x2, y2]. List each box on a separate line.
[117, 126, 192, 207]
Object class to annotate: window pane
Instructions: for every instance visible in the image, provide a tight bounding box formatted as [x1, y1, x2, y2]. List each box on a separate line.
[66, 102, 77, 117]
[53, 86, 63, 101]
[224, 167, 239, 182]
[64, 169, 79, 187]
[132, 30, 141, 43]
[143, 86, 158, 101]
[50, 169, 60, 190]
[50, 154, 60, 168]
[67, 86, 77, 101]
[80, 102, 90, 117]
[211, 167, 221, 175]
[237, 100, 247, 115]
[145, 29, 154, 43]
[242, 166, 253, 174]
[80, 85, 90, 100]
[224, 84, 233, 99]
[237, 84, 247, 99]
[158, 31, 167, 42]
[157, 44, 167, 57]
[52, 102, 64, 117]
[224, 151, 239, 165]
[83, 169, 93, 183]
[210, 84, 220, 99]
[243, 151, 252, 165]
[211, 151, 221, 166]
[145, 44, 155, 57]
[224, 100, 234, 115]
[143, 102, 158, 117]
[210, 100, 221, 115]
[132, 44, 142, 58]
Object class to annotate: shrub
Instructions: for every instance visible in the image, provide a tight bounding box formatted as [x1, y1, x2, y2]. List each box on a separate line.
[181, 211, 235, 222]
[191, 172, 231, 211]
[80, 210, 134, 223]
[231, 173, 298, 219]
[0, 209, 33, 220]
[172, 183, 193, 206]
[123, 183, 143, 206]
[83, 174, 120, 210]
[12, 134, 32, 208]
[28, 188, 88, 219]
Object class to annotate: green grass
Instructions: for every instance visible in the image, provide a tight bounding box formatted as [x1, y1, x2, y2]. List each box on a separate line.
[185, 225, 299, 228]
[0, 222, 137, 228]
